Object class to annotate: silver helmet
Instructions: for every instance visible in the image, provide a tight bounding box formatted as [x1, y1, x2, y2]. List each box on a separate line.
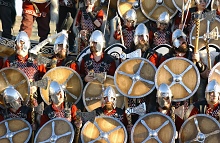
[133, 23, 149, 46]
[172, 29, 187, 48]
[195, 0, 207, 4]
[15, 31, 30, 56]
[54, 33, 69, 54]
[89, 30, 105, 53]
[84, 0, 97, 6]
[124, 9, 137, 26]
[157, 12, 170, 28]
[102, 86, 117, 108]
[49, 81, 65, 105]
[205, 79, 220, 103]
[156, 83, 172, 108]
[3, 86, 23, 110]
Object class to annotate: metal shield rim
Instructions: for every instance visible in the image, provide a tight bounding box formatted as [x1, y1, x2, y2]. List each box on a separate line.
[34, 118, 75, 143]
[104, 43, 127, 59]
[76, 46, 91, 63]
[80, 115, 128, 143]
[140, 0, 178, 22]
[172, 0, 211, 12]
[0, 118, 32, 142]
[155, 57, 200, 102]
[114, 57, 157, 98]
[152, 44, 172, 56]
[0, 67, 31, 105]
[178, 114, 220, 143]
[40, 66, 83, 105]
[83, 75, 124, 112]
[131, 112, 176, 143]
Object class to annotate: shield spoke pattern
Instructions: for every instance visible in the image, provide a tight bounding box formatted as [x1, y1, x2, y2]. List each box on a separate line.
[155, 57, 200, 102]
[179, 114, 220, 143]
[83, 76, 124, 112]
[40, 66, 83, 105]
[0, 68, 30, 107]
[140, 0, 177, 21]
[114, 58, 156, 98]
[131, 112, 176, 143]
[81, 116, 127, 143]
[34, 118, 74, 143]
[0, 118, 32, 143]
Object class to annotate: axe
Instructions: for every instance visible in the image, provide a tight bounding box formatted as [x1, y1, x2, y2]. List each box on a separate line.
[125, 102, 146, 116]
[30, 77, 48, 90]
[88, 71, 107, 84]
[120, 49, 142, 60]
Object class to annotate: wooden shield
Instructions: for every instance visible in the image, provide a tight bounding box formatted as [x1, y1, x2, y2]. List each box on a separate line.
[40, 66, 83, 105]
[83, 75, 124, 112]
[211, 0, 219, 10]
[190, 18, 220, 51]
[208, 62, 220, 83]
[0, 36, 15, 57]
[117, 0, 149, 24]
[179, 114, 220, 143]
[140, 0, 177, 21]
[81, 116, 127, 143]
[155, 57, 200, 102]
[31, 42, 54, 58]
[131, 112, 176, 143]
[172, 0, 211, 12]
[34, 118, 74, 143]
[0, 118, 32, 143]
[76, 46, 90, 66]
[0, 67, 30, 107]
[114, 57, 156, 98]
[104, 43, 127, 60]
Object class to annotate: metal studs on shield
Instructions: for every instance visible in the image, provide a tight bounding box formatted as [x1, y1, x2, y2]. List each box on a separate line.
[155, 57, 200, 101]
[114, 58, 156, 98]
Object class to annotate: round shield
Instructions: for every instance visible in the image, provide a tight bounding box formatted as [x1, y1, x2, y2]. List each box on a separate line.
[190, 18, 220, 51]
[40, 66, 83, 105]
[76, 46, 90, 66]
[81, 116, 127, 143]
[131, 112, 176, 143]
[199, 44, 220, 68]
[179, 114, 220, 143]
[104, 43, 127, 59]
[34, 118, 74, 143]
[117, 0, 149, 24]
[83, 75, 124, 112]
[155, 57, 200, 102]
[0, 36, 15, 57]
[152, 44, 171, 56]
[0, 67, 30, 107]
[114, 57, 156, 98]
[208, 62, 220, 84]
[0, 118, 32, 143]
[172, 0, 211, 12]
[140, 0, 177, 21]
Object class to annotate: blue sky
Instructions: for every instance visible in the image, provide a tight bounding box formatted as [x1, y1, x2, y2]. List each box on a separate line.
[16, 0, 22, 16]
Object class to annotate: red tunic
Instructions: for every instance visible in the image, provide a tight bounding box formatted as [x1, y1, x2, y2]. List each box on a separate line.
[4, 54, 46, 80]
[80, 53, 116, 77]
[22, 1, 50, 17]
[40, 102, 78, 126]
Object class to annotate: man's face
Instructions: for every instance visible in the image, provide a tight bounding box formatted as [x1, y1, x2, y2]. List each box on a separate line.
[208, 92, 219, 104]
[16, 40, 28, 57]
[90, 41, 98, 53]
[175, 37, 188, 56]
[197, 0, 206, 10]
[103, 96, 115, 110]
[56, 44, 66, 59]
[159, 23, 168, 30]
[126, 19, 135, 28]
[136, 35, 149, 52]
[52, 91, 64, 105]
